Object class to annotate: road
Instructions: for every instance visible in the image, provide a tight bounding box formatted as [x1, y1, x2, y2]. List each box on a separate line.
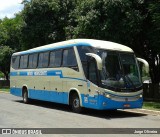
[0, 92, 160, 137]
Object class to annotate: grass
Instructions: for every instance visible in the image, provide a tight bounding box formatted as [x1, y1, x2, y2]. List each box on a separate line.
[0, 87, 10, 93]
[143, 101, 160, 111]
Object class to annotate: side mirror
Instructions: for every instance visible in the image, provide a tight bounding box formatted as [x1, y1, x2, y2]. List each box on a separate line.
[137, 57, 149, 74]
[86, 53, 102, 70]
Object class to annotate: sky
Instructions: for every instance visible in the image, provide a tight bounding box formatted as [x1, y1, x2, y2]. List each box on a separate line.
[0, 0, 24, 19]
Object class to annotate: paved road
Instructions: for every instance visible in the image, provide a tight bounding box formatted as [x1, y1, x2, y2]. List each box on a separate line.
[0, 93, 160, 137]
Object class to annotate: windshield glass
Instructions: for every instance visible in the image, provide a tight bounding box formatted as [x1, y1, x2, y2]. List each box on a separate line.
[97, 50, 142, 91]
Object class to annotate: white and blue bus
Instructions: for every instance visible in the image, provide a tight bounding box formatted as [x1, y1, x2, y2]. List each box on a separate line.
[10, 39, 145, 113]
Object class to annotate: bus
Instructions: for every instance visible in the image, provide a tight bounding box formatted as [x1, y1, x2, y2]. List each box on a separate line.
[10, 39, 147, 113]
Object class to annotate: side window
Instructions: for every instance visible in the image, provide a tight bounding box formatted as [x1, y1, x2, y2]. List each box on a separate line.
[38, 53, 43, 68]
[88, 59, 98, 85]
[20, 55, 28, 69]
[12, 56, 20, 69]
[28, 53, 38, 69]
[77, 46, 95, 77]
[77, 46, 95, 62]
[38, 52, 49, 68]
[28, 54, 33, 68]
[43, 52, 49, 67]
[32, 54, 38, 68]
[49, 50, 62, 67]
[62, 48, 77, 67]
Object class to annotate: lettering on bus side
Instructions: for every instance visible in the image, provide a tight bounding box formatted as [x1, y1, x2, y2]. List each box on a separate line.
[34, 71, 47, 76]
[27, 72, 34, 76]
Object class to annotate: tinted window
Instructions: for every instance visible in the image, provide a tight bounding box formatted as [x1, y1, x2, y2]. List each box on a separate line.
[77, 46, 95, 77]
[28, 54, 33, 68]
[88, 59, 98, 85]
[38, 52, 49, 68]
[43, 52, 49, 67]
[77, 46, 95, 61]
[62, 48, 77, 67]
[28, 53, 38, 69]
[38, 53, 43, 68]
[12, 56, 20, 69]
[49, 50, 62, 67]
[20, 55, 28, 69]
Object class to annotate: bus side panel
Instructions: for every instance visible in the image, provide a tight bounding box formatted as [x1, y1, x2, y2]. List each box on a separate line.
[10, 87, 22, 97]
[28, 89, 69, 104]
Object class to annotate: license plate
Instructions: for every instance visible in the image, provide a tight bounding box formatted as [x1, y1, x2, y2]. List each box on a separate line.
[124, 104, 130, 108]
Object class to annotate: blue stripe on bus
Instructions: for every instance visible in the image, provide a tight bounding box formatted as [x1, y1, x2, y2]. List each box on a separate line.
[10, 70, 87, 82]
[10, 88, 143, 110]
[10, 88, 69, 104]
[14, 42, 91, 55]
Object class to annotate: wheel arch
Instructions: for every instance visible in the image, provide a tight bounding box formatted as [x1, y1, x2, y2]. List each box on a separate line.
[68, 88, 83, 107]
[22, 84, 29, 97]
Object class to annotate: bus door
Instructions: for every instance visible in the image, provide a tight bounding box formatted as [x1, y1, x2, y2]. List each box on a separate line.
[86, 58, 99, 105]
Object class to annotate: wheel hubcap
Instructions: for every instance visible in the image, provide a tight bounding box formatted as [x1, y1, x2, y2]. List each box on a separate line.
[24, 92, 27, 102]
[73, 98, 79, 108]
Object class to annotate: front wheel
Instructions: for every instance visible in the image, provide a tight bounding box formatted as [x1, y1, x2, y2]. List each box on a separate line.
[71, 93, 82, 113]
[23, 89, 29, 104]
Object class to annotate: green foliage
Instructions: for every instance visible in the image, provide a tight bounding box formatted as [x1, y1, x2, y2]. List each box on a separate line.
[0, 46, 14, 80]
[0, 71, 4, 78]
[21, 0, 73, 50]
[0, 15, 23, 51]
[0, 0, 159, 83]
[148, 0, 160, 53]
[67, 0, 146, 55]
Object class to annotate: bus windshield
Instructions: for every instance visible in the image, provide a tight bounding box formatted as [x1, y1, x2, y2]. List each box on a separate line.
[97, 50, 142, 91]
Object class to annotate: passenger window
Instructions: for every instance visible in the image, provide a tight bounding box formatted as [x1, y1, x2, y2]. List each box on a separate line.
[38, 53, 43, 68]
[28, 53, 38, 68]
[12, 56, 20, 69]
[62, 48, 78, 71]
[49, 50, 62, 67]
[38, 52, 49, 68]
[20, 55, 28, 69]
[28, 54, 33, 68]
[62, 48, 77, 67]
[43, 52, 49, 67]
[32, 54, 38, 68]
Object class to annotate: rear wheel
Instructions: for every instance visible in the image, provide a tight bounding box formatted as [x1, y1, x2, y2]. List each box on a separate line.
[23, 89, 29, 104]
[71, 93, 82, 113]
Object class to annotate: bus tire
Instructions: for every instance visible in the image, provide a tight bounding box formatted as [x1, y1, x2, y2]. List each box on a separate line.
[71, 93, 82, 113]
[23, 89, 29, 104]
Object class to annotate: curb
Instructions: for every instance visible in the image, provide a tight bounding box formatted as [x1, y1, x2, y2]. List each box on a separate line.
[123, 109, 160, 116]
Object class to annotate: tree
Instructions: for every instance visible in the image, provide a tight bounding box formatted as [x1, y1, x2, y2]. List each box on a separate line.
[21, 0, 73, 50]
[0, 15, 23, 51]
[139, 0, 160, 83]
[0, 46, 14, 80]
[68, 0, 145, 52]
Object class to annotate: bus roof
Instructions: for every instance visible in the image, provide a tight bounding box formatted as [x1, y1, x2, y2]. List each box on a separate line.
[13, 39, 133, 56]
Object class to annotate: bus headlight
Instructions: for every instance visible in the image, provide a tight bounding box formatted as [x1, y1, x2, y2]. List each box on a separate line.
[140, 94, 143, 98]
[105, 94, 110, 98]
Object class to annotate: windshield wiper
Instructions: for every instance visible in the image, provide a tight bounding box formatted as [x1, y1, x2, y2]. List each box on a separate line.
[118, 69, 136, 90]
[124, 74, 136, 90]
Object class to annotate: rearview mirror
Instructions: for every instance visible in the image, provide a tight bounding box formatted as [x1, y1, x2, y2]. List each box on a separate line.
[86, 53, 102, 70]
[137, 57, 149, 74]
